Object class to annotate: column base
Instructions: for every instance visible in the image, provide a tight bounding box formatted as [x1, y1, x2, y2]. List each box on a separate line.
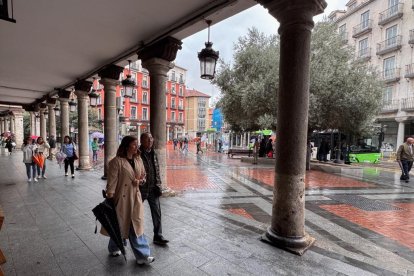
[101, 175, 107, 180]
[76, 165, 92, 171]
[260, 226, 315, 256]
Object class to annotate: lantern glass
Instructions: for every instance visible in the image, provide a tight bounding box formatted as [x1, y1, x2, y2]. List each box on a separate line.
[200, 56, 217, 80]
[54, 107, 60, 117]
[124, 85, 134, 98]
[69, 100, 77, 112]
[89, 91, 99, 107]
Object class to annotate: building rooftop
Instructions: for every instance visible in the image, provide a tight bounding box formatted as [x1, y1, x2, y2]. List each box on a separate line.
[185, 89, 211, 98]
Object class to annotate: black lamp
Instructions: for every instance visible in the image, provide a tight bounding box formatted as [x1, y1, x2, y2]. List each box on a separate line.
[198, 20, 219, 80]
[89, 78, 100, 107]
[54, 106, 60, 117]
[69, 99, 77, 112]
[121, 60, 135, 98]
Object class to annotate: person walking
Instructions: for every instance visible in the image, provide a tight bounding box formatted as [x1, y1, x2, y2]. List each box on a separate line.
[48, 135, 57, 160]
[396, 137, 414, 182]
[91, 137, 99, 163]
[173, 138, 178, 150]
[105, 135, 154, 265]
[253, 138, 260, 165]
[139, 132, 169, 245]
[61, 136, 77, 178]
[5, 137, 13, 155]
[21, 136, 38, 182]
[35, 137, 50, 179]
[196, 140, 203, 154]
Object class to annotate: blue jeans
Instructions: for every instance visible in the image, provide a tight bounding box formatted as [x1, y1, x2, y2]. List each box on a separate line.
[92, 150, 98, 162]
[36, 160, 46, 176]
[25, 163, 36, 179]
[108, 225, 150, 260]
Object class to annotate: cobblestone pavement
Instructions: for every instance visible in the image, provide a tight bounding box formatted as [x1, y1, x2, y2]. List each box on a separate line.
[0, 146, 414, 275]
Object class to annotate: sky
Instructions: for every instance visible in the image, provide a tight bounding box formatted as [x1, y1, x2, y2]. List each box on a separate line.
[175, 0, 349, 102]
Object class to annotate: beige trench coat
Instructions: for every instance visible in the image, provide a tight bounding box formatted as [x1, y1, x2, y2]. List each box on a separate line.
[104, 156, 146, 239]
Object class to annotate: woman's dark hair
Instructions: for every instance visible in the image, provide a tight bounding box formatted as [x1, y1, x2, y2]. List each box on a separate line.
[64, 135, 72, 144]
[37, 136, 44, 144]
[117, 135, 138, 158]
[23, 136, 32, 146]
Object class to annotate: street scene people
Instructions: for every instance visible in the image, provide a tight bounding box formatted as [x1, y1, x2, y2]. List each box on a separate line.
[91, 137, 99, 163]
[21, 136, 38, 182]
[396, 137, 414, 183]
[139, 132, 169, 245]
[48, 135, 56, 160]
[61, 135, 77, 178]
[105, 135, 154, 265]
[35, 136, 50, 179]
[5, 137, 13, 155]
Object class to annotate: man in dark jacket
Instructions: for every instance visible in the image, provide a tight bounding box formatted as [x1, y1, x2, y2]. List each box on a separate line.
[139, 132, 169, 245]
[48, 135, 57, 160]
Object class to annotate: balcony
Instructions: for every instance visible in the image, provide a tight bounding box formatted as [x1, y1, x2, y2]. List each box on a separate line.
[382, 68, 401, 83]
[179, 77, 185, 84]
[381, 99, 399, 113]
[405, 64, 414, 79]
[356, 47, 371, 62]
[178, 105, 184, 110]
[409, 29, 414, 45]
[376, 35, 402, 56]
[339, 32, 348, 44]
[378, 3, 404, 26]
[142, 82, 149, 89]
[401, 97, 414, 111]
[352, 20, 373, 38]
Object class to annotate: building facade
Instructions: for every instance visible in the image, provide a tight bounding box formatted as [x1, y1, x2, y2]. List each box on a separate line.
[185, 89, 210, 139]
[330, 0, 414, 149]
[96, 61, 186, 140]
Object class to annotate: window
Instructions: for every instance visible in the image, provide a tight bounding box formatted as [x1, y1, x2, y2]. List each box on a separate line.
[171, 86, 176, 94]
[171, 98, 176, 108]
[142, 108, 148, 120]
[131, 89, 138, 102]
[383, 56, 396, 78]
[179, 86, 183, 96]
[179, 73, 184, 83]
[129, 72, 136, 82]
[179, 99, 183, 109]
[388, 0, 398, 7]
[120, 88, 124, 97]
[97, 108, 101, 120]
[97, 95, 102, 105]
[385, 25, 398, 46]
[197, 118, 206, 130]
[171, 111, 175, 122]
[383, 86, 393, 103]
[171, 70, 176, 82]
[179, 112, 183, 122]
[130, 106, 137, 119]
[142, 75, 148, 88]
[166, 96, 168, 108]
[339, 24, 346, 34]
[358, 38, 368, 56]
[142, 91, 148, 104]
[361, 11, 370, 28]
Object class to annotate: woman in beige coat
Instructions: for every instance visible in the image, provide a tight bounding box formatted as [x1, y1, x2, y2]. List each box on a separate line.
[106, 135, 154, 265]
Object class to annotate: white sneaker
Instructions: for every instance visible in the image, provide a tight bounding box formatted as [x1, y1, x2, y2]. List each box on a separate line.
[71, 174, 75, 178]
[27, 178, 32, 182]
[42, 175, 47, 179]
[136, 256, 155, 265]
[34, 178, 38, 182]
[65, 172, 68, 176]
[111, 250, 121, 256]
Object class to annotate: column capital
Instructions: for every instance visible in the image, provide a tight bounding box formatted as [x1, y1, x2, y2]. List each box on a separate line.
[396, 117, 410, 123]
[74, 80, 92, 93]
[142, 58, 174, 76]
[39, 103, 47, 111]
[46, 96, 57, 106]
[98, 64, 123, 81]
[138, 36, 182, 62]
[74, 90, 90, 100]
[258, 0, 326, 32]
[58, 89, 72, 100]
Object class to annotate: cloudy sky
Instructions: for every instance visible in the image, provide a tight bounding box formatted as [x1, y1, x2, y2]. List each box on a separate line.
[175, 0, 348, 102]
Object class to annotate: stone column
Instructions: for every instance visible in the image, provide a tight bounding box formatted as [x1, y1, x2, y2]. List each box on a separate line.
[396, 117, 407, 149]
[75, 80, 93, 170]
[247, 132, 251, 146]
[29, 112, 36, 135]
[258, 0, 326, 255]
[166, 125, 170, 142]
[137, 123, 142, 139]
[139, 37, 182, 193]
[10, 116, 15, 134]
[58, 90, 71, 144]
[0, 118, 4, 134]
[13, 110, 24, 148]
[3, 117, 9, 132]
[99, 65, 123, 179]
[47, 98, 57, 140]
[39, 103, 47, 139]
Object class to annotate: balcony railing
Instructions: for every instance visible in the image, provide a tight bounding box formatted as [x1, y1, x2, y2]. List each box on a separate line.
[339, 32, 348, 44]
[179, 77, 185, 84]
[382, 68, 401, 83]
[405, 64, 414, 78]
[357, 47, 371, 61]
[142, 82, 149, 89]
[409, 29, 414, 44]
[352, 20, 373, 38]
[378, 3, 404, 26]
[401, 97, 414, 111]
[178, 105, 184, 110]
[376, 35, 402, 56]
[381, 99, 399, 113]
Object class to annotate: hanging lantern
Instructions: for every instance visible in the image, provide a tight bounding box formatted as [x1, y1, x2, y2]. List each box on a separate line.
[89, 78, 100, 107]
[54, 106, 60, 117]
[198, 20, 219, 80]
[121, 60, 135, 98]
[44, 110, 49, 119]
[69, 99, 77, 112]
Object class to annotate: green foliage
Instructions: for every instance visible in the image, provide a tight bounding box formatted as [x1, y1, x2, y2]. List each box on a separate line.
[214, 22, 383, 135]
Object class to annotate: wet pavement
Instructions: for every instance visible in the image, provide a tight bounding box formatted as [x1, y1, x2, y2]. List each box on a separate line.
[1, 145, 414, 275]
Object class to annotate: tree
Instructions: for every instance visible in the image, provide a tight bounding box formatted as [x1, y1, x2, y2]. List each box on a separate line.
[214, 21, 383, 136]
